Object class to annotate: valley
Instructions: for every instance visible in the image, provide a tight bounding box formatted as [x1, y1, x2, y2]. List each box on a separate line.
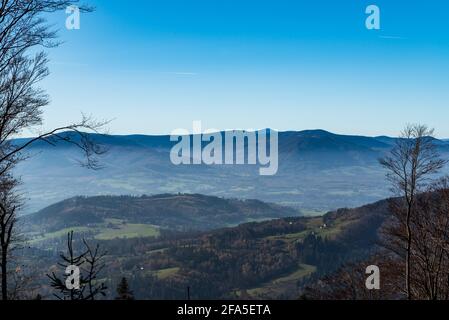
[13, 130, 448, 299]
[22, 194, 389, 299]
[15, 129, 440, 213]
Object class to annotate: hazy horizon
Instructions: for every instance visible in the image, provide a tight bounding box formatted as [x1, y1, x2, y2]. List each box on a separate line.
[18, 127, 449, 140]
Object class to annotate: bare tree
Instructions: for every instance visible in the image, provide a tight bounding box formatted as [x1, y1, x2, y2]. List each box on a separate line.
[0, 1, 92, 70]
[0, 1, 108, 300]
[312, 174, 449, 300]
[0, 0, 107, 173]
[379, 124, 447, 299]
[380, 177, 449, 300]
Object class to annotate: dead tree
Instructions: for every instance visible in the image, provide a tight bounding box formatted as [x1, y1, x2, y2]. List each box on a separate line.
[379, 124, 447, 299]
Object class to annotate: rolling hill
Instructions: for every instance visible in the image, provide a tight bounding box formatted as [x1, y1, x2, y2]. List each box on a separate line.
[23, 193, 301, 238]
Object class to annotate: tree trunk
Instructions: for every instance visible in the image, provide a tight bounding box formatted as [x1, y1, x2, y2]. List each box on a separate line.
[406, 203, 412, 300]
[1, 247, 7, 300]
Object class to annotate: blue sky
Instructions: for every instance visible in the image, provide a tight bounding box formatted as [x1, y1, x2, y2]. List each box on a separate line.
[38, 0, 449, 137]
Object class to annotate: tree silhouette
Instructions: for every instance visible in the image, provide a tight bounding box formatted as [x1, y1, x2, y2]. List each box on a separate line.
[0, 172, 22, 300]
[115, 277, 134, 300]
[0, 0, 107, 299]
[379, 124, 447, 299]
[47, 231, 107, 300]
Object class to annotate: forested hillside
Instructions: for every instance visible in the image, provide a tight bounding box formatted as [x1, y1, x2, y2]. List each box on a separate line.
[24, 198, 389, 299]
[23, 194, 301, 241]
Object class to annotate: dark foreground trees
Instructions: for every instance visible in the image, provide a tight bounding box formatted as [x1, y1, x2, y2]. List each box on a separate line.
[0, 0, 106, 174]
[0, 0, 108, 299]
[306, 179, 449, 300]
[47, 231, 107, 300]
[379, 124, 447, 299]
[0, 172, 21, 300]
[308, 124, 449, 300]
[115, 277, 134, 300]
[302, 255, 402, 300]
[381, 178, 449, 299]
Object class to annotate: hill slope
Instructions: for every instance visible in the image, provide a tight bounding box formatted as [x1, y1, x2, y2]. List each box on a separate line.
[25, 195, 391, 299]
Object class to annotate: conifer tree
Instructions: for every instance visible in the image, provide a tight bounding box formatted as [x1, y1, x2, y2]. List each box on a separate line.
[115, 277, 134, 300]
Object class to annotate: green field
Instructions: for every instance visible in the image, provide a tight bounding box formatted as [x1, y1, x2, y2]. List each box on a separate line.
[265, 216, 354, 244]
[29, 219, 160, 243]
[28, 226, 91, 244]
[154, 267, 180, 279]
[245, 264, 316, 298]
[265, 230, 309, 242]
[271, 264, 316, 284]
[95, 223, 160, 240]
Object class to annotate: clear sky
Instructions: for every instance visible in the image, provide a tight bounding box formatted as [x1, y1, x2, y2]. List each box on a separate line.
[37, 0, 449, 137]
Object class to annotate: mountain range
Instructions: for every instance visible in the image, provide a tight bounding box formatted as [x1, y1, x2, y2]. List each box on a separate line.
[13, 129, 449, 213]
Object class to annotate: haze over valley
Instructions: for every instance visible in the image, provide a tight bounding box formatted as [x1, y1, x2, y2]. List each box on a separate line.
[15, 129, 449, 214]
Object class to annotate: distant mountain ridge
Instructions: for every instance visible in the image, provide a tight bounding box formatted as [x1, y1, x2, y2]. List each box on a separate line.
[13, 129, 449, 213]
[14, 129, 397, 151]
